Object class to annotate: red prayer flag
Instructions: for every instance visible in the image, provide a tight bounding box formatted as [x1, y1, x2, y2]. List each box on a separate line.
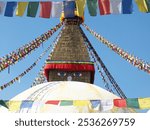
[45, 100, 60, 105]
[114, 99, 127, 107]
[98, 0, 111, 15]
[40, 2, 52, 18]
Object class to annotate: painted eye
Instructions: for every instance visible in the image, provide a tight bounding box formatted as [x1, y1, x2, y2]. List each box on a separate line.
[57, 72, 66, 77]
[73, 72, 82, 77]
[57, 72, 61, 76]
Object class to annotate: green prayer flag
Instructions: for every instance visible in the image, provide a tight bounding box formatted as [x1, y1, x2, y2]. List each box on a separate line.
[87, 0, 98, 16]
[126, 98, 139, 109]
[60, 100, 73, 106]
[0, 100, 9, 109]
[145, 0, 150, 12]
[27, 2, 39, 17]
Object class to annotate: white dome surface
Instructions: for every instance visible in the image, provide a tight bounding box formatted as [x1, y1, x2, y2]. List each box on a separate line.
[11, 81, 119, 100]
[1, 81, 133, 113]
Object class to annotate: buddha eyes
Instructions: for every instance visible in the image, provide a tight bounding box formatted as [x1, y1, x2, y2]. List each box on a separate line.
[73, 72, 82, 77]
[57, 72, 82, 77]
[57, 72, 66, 77]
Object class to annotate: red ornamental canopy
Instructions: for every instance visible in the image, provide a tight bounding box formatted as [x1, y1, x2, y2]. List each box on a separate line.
[44, 63, 95, 82]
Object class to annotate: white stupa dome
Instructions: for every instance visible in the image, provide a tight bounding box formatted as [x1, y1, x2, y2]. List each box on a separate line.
[0, 81, 133, 113]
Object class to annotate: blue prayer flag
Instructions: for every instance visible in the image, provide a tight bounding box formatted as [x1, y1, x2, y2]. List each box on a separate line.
[20, 100, 33, 109]
[63, 1, 75, 18]
[90, 100, 100, 108]
[122, 0, 133, 14]
[4, 2, 17, 17]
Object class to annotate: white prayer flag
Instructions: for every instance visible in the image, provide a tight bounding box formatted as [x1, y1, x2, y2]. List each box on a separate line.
[100, 99, 113, 112]
[51, 2, 63, 18]
[0, 2, 5, 15]
[110, 0, 122, 14]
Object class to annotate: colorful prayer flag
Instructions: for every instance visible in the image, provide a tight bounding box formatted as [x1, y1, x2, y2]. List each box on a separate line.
[138, 98, 150, 109]
[87, 0, 98, 16]
[0, 100, 8, 108]
[51, 2, 62, 18]
[145, 0, 150, 12]
[100, 99, 113, 111]
[60, 100, 73, 106]
[135, 0, 148, 12]
[98, 0, 111, 15]
[40, 2, 52, 18]
[122, 0, 133, 14]
[45, 100, 60, 105]
[114, 99, 127, 107]
[16, 2, 28, 16]
[0, 2, 5, 15]
[126, 98, 139, 108]
[7, 101, 22, 112]
[4, 2, 17, 17]
[20, 100, 33, 108]
[73, 100, 90, 106]
[75, 0, 86, 17]
[90, 100, 100, 108]
[27, 2, 39, 17]
[110, 0, 122, 14]
[63, 1, 75, 18]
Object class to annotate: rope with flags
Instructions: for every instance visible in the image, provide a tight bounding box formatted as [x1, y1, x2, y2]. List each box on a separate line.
[1, 97, 150, 112]
[30, 65, 47, 87]
[30, 25, 64, 87]
[0, 22, 63, 73]
[82, 23, 150, 75]
[91, 52, 116, 94]
[80, 26, 126, 99]
[0, 43, 54, 91]
[0, 0, 150, 19]
[83, 34, 115, 94]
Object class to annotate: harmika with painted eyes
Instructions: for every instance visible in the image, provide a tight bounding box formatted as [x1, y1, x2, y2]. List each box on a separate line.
[57, 72, 82, 81]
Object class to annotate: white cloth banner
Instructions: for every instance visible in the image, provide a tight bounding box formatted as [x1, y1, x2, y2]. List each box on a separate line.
[100, 99, 113, 112]
[110, 0, 122, 14]
[51, 2, 63, 18]
[0, 2, 5, 15]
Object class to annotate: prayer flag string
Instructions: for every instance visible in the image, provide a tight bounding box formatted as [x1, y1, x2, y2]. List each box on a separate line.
[82, 23, 150, 75]
[0, 44, 53, 91]
[1, 97, 150, 112]
[31, 26, 64, 87]
[0, 22, 63, 73]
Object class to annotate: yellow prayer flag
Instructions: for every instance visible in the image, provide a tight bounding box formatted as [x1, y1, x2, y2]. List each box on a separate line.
[138, 98, 150, 109]
[75, 0, 86, 17]
[16, 2, 28, 16]
[7, 101, 22, 112]
[135, 0, 148, 12]
[73, 100, 90, 106]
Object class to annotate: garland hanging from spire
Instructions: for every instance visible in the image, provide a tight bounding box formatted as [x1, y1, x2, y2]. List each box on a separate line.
[83, 33, 115, 94]
[79, 26, 126, 99]
[0, 22, 63, 73]
[88, 48, 115, 94]
[31, 25, 64, 87]
[0, 43, 54, 91]
[82, 23, 150, 75]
